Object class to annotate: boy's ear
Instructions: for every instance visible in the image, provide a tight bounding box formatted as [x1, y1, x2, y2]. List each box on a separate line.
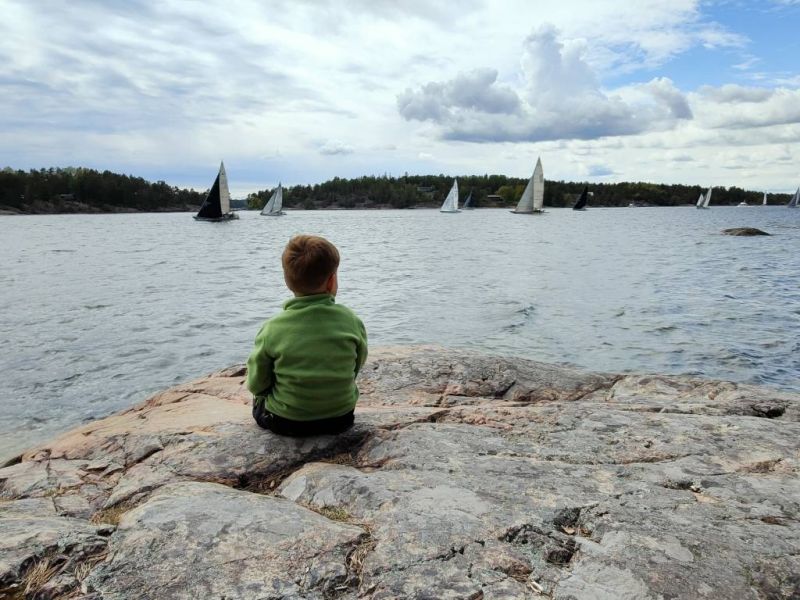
[325, 272, 337, 292]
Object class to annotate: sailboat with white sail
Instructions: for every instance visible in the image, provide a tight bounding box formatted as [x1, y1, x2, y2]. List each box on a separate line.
[511, 157, 545, 214]
[762, 192, 768, 206]
[440, 180, 460, 213]
[787, 187, 799, 208]
[462, 191, 474, 210]
[696, 187, 712, 209]
[194, 162, 238, 221]
[260, 183, 285, 216]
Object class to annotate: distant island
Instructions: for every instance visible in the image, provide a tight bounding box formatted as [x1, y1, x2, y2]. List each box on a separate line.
[0, 166, 790, 215]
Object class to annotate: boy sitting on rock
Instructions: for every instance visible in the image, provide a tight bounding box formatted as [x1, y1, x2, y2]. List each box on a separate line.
[247, 234, 368, 436]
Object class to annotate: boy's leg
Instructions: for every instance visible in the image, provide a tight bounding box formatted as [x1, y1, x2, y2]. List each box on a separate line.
[251, 396, 273, 430]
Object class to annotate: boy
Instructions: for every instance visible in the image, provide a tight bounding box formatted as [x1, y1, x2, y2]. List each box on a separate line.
[247, 235, 368, 436]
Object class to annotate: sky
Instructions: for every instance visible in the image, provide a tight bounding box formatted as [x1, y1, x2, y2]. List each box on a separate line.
[1, 0, 799, 197]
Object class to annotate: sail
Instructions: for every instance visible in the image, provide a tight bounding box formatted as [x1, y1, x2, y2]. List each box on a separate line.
[763, 192, 767, 206]
[788, 187, 799, 208]
[514, 157, 543, 213]
[196, 171, 223, 220]
[572, 186, 588, 210]
[218, 162, 231, 215]
[440, 180, 459, 212]
[261, 183, 283, 215]
[463, 191, 473, 208]
[696, 193, 704, 208]
[703, 187, 713, 208]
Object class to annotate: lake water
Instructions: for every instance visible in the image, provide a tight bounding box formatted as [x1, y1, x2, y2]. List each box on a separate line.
[1, 207, 799, 460]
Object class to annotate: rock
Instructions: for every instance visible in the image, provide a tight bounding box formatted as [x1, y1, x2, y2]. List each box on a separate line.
[721, 227, 770, 236]
[1, 346, 798, 599]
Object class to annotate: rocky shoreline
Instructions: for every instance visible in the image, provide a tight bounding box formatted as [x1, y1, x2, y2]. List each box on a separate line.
[1, 346, 798, 599]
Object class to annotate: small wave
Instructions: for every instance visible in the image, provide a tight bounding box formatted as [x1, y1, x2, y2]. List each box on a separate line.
[516, 304, 535, 316]
[51, 249, 76, 253]
[84, 304, 111, 310]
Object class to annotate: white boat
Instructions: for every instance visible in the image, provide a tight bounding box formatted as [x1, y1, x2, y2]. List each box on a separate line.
[696, 187, 712, 209]
[787, 187, 799, 208]
[462, 191, 474, 210]
[194, 162, 238, 221]
[762, 192, 768, 206]
[260, 183, 285, 216]
[511, 157, 545, 214]
[440, 179, 460, 213]
[737, 201, 748, 207]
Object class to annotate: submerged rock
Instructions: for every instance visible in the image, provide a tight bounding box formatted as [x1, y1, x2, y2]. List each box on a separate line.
[722, 227, 770, 236]
[1, 346, 798, 599]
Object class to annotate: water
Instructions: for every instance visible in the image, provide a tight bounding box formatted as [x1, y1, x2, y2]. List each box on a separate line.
[1, 207, 798, 459]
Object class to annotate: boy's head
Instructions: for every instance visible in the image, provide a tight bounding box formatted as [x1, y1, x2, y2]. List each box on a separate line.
[282, 235, 340, 296]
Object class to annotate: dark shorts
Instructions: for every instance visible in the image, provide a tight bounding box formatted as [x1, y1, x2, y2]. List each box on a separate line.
[252, 397, 355, 437]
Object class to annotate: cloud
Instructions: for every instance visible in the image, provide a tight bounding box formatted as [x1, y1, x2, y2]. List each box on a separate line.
[397, 25, 693, 143]
[397, 68, 520, 121]
[694, 86, 800, 129]
[318, 141, 354, 155]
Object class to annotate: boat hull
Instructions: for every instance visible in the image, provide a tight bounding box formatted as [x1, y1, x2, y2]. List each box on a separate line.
[193, 213, 239, 221]
[510, 209, 546, 214]
[261, 212, 286, 217]
[440, 210, 461, 213]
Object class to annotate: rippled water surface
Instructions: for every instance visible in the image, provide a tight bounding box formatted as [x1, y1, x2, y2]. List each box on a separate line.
[1, 207, 799, 458]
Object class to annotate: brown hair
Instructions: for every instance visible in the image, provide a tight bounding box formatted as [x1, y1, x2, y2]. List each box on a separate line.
[282, 235, 340, 295]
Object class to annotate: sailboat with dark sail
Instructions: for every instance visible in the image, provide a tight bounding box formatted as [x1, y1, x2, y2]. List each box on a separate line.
[511, 157, 545, 214]
[260, 183, 285, 216]
[194, 162, 238, 221]
[572, 186, 589, 211]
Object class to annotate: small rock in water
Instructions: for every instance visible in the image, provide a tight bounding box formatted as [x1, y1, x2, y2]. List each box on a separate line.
[721, 227, 770, 236]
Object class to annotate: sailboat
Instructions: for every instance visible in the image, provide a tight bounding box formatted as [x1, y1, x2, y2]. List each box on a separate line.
[260, 183, 285, 216]
[511, 157, 545, 214]
[462, 191, 474, 210]
[572, 186, 589, 211]
[194, 162, 238, 221]
[696, 187, 712, 209]
[440, 180, 460, 213]
[787, 187, 799, 208]
[762, 192, 768, 206]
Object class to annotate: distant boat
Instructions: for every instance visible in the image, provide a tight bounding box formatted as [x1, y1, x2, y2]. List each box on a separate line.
[787, 187, 799, 208]
[462, 191, 474, 210]
[511, 157, 545, 214]
[572, 186, 589, 211]
[696, 187, 712, 209]
[737, 201, 749, 207]
[440, 180, 460, 213]
[260, 183, 285, 216]
[763, 192, 768, 206]
[194, 162, 238, 221]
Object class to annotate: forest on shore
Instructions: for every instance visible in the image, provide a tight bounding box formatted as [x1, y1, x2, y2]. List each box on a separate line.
[0, 166, 791, 214]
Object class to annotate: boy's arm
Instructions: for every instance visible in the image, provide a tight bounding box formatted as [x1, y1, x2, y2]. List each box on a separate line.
[354, 316, 368, 375]
[246, 324, 274, 396]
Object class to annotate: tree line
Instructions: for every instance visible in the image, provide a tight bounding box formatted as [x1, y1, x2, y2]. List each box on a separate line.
[0, 167, 205, 213]
[248, 174, 791, 210]
[1, 166, 791, 214]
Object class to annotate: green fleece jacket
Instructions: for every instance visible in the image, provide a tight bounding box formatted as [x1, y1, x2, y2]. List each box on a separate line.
[246, 294, 368, 421]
